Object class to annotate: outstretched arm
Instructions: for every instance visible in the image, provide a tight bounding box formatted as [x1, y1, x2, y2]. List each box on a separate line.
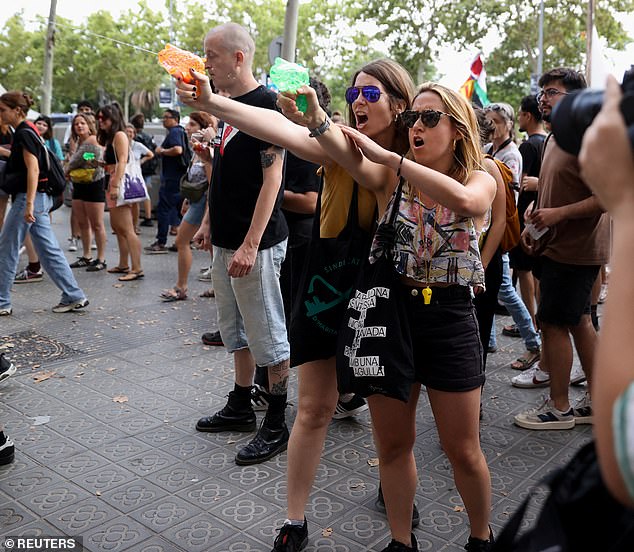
[175, 69, 330, 166]
[340, 125, 495, 217]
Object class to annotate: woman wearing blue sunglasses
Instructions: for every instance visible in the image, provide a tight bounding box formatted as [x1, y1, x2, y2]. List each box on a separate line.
[176, 57, 414, 551]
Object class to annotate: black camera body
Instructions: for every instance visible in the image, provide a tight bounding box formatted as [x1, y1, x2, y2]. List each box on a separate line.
[551, 66, 634, 155]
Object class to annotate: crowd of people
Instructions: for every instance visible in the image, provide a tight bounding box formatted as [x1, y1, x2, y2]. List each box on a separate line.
[1, 20, 633, 552]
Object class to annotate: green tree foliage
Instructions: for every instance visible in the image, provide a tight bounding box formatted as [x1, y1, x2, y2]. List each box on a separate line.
[486, 0, 634, 108]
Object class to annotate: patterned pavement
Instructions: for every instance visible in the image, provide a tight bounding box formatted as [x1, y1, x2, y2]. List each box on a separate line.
[0, 207, 592, 551]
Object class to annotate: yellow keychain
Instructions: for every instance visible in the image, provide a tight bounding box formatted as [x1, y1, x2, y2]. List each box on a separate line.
[422, 286, 432, 305]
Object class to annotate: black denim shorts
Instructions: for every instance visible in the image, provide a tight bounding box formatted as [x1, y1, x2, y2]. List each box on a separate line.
[401, 285, 484, 392]
[538, 256, 600, 327]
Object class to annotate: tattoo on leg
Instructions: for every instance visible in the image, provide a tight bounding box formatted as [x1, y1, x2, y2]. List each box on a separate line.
[271, 377, 288, 395]
[267, 359, 289, 395]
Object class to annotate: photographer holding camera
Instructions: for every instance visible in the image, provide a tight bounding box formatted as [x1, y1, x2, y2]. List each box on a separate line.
[514, 68, 611, 431]
[580, 74, 634, 508]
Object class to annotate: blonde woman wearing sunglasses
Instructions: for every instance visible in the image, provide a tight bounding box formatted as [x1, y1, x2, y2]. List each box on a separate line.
[333, 83, 496, 551]
[176, 54, 415, 551]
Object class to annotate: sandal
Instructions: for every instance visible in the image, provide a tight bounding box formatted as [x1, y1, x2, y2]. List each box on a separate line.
[161, 287, 188, 302]
[107, 266, 129, 274]
[199, 288, 215, 298]
[118, 271, 144, 282]
[510, 350, 540, 370]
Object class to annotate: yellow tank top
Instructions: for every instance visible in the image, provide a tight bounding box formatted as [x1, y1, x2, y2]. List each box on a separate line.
[319, 163, 377, 238]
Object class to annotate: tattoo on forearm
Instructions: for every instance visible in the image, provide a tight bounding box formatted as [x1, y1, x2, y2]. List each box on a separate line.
[267, 359, 290, 395]
[260, 147, 284, 169]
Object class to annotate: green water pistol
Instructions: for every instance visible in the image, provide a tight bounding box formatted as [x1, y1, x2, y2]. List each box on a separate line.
[269, 57, 310, 113]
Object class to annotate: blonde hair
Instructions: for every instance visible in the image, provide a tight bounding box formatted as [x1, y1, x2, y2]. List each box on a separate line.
[71, 113, 97, 141]
[414, 82, 483, 184]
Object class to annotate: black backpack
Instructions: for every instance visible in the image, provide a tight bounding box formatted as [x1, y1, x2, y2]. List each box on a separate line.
[492, 441, 634, 552]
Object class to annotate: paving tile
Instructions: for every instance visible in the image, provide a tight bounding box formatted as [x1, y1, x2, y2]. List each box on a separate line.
[129, 495, 204, 533]
[0, 466, 64, 499]
[160, 512, 236, 552]
[100, 480, 170, 514]
[176, 477, 246, 510]
[47, 450, 110, 480]
[144, 461, 209, 494]
[18, 481, 93, 517]
[122, 449, 181, 477]
[43, 495, 121, 532]
[71, 463, 138, 494]
[0, 500, 38, 532]
[82, 516, 154, 552]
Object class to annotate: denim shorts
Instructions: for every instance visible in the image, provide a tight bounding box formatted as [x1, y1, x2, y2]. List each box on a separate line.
[403, 285, 484, 392]
[211, 239, 290, 366]
[182, 194, 207, 226]
[538, 256, 600, 327]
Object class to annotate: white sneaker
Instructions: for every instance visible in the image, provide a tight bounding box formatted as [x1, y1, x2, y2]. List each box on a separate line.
[511, 364, 550, 388]
[514, 397, 575, 430]
[570, 364, 587, 386]
[91, 241, 97, 250]
[198, 267, 212, 282]
[68, 237, 78, 252]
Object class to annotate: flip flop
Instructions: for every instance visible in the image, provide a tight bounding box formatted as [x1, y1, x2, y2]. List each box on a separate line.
[510, 350, 541, 370]
[118, 271, 144, 282]
[161, 287, 188, 302]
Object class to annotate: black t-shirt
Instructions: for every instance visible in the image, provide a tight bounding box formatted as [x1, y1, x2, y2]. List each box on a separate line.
[283, 152, 320, 248]
[517, 133, 546, 227]
[209, 85, 288, 250]
[5, 121, 46, 194]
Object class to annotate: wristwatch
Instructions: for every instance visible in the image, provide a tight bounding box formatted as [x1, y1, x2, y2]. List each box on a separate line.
[308, 117, 331, 138]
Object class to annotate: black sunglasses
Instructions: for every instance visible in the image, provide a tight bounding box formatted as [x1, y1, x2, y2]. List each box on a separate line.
[399, 109, 452, 129]
[345, 85, 382, 104]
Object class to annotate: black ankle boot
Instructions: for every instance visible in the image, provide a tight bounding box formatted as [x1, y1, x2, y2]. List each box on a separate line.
[235, 406, 289, 465]
[196, 390, 256, 433]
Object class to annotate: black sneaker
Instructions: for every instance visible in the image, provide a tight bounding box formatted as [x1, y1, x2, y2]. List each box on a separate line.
[140, 218, 154, 227]
[333, 394, 368, 419]
[464, 528, 494, 552]
[0, 431, 15, 465]
[69, 256, 93, 268]
[86, 259, 107, 272]
[202, 330, 223, 347]
[0, 353, 17, 383]
[196, 401, 256, 433]
[381, 534, 418, 551]
[235, 418, 289, 465]
[271, 519, 308, 551]
[375, 485, 420, 528]
[251, 384, 270, 411]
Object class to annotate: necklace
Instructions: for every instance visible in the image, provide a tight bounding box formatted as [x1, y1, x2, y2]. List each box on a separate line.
[412, 185, 435, 305]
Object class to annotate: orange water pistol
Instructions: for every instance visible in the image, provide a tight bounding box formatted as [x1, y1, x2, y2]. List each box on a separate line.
[158, 44, 205, 85]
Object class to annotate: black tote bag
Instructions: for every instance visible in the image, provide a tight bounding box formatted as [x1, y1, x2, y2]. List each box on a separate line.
[290, 180, 372, 367]
[336, 178, 415, 402]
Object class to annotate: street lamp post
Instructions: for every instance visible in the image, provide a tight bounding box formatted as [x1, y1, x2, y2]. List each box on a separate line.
[281, 0, 299, 62]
